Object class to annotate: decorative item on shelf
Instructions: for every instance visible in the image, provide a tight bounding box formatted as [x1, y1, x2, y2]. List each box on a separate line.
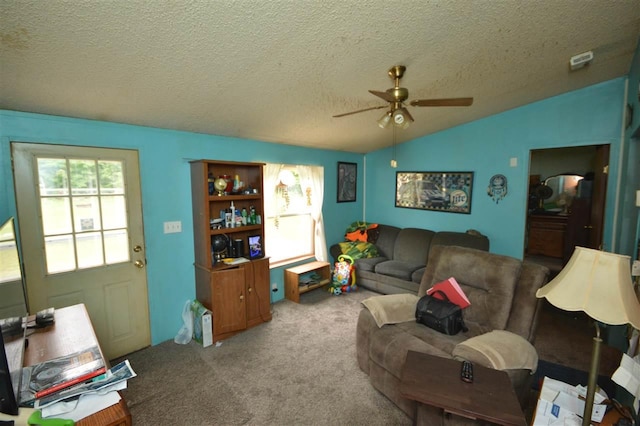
[208, 174, 215, 195]
[211, 234, 230, 264]
[213, 178, 227, 196]
[536, 247, 640, 426]
[220, 174, 233, 193]
[487, 174, 508, 204]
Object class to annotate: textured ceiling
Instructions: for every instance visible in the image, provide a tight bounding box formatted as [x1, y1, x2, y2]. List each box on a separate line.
[1, 1, 639, 153]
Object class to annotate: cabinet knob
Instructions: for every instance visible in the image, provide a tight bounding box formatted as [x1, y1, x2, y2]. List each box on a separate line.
[134, 260, 145, 269]
[248, 287, 252, 293]
[584, 225, 593, 229]
[239, 294, 244, 300]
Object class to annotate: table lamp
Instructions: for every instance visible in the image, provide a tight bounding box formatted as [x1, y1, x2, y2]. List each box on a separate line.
[536, 247, 640, 426]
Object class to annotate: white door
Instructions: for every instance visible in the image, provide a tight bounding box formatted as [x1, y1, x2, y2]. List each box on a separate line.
[12, 142, 150, 360]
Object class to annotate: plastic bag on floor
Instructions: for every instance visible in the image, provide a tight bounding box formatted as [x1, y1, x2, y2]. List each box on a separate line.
[174, 299, 193, 344]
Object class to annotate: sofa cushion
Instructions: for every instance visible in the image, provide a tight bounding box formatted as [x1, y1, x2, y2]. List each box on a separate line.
[355, 256, 388, 273]
[431, 231, 490, 252]
[375, 260, 424, 281]
[373, 225, 401, 259]
[361, 294, 420, 327]
[411, 267, 426, 283]
[393, 228, 435, 264]
[452, 330, 538, 372]
[419, 245, 521, 331]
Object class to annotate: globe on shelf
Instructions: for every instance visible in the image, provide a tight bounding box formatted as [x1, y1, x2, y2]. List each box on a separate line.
[214, 178, 227, 196]
[212, 234, 229, 263]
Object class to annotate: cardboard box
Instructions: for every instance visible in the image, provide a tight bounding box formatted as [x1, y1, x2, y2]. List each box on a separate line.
[191, 300, 213, 347]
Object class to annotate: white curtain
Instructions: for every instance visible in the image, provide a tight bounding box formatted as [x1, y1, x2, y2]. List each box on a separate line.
[263, 163, 327, 262]
[298, 165, 327, 262]
[263, 163, 284, 225]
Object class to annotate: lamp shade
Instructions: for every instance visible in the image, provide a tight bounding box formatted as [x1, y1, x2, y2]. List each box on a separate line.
[536, 247, 640, 329]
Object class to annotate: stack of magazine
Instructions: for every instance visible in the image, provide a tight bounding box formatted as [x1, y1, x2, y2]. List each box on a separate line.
[20, 345, 136, 413]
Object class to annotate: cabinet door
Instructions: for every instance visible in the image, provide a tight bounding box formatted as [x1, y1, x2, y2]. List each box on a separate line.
[211, 268, 246, 337]
[246, 258, 272, 327]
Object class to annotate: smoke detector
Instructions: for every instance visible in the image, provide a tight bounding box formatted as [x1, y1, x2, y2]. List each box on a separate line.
[569, 51, 594, 71]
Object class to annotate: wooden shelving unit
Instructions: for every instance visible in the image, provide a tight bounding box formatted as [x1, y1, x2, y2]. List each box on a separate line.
[190, 160, 271, 343]
[284, 261, 331, 303]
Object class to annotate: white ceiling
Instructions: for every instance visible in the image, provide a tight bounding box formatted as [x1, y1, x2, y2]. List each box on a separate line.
[1, 1, 639, 154]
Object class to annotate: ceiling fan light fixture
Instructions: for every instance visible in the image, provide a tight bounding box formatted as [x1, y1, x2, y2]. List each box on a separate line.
[393, 109, 411, 129]
[378, 112, 391, 128]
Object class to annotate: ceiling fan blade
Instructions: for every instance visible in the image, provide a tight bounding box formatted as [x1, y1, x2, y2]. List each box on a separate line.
[399, 106, 414, 122]
[333, 105, 387, 118]
[410, 97, 474, 107]
[369, 90, 396, 103]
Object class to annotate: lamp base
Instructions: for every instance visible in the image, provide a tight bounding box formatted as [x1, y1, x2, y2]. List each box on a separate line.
[582, 323, 602, 426]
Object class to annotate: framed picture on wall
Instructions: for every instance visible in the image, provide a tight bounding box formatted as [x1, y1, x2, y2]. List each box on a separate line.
[395, 171, 474, 214]
[337, 162, 357, 203]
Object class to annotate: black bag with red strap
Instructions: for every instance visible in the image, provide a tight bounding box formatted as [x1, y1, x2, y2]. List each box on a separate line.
[415, 290, 468, 335]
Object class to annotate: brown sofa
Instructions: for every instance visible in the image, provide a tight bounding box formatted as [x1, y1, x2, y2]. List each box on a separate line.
[329, 224, 490, 295]
[356, 245, 549, 424]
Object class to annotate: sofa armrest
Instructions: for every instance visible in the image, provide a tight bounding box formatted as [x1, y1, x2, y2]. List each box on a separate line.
[452, 330, 538, 372]
[360, 294, 420, 328]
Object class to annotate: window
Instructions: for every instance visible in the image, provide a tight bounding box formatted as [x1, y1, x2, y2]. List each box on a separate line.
[36, 157, 130, 274]
[264, 164, 326, 266]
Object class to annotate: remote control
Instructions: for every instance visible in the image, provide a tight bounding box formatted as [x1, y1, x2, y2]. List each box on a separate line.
[461, 360, 473, 383]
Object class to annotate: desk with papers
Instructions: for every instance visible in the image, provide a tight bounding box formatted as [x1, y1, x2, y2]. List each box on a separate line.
[23, 304, 131, 426]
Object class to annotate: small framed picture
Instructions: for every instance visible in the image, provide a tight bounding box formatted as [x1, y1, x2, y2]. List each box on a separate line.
[337, 162, 357, 203]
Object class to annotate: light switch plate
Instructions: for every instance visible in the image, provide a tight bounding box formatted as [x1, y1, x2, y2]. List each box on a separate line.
[509, 157, 517, 167]
[163, 221, 182, 234]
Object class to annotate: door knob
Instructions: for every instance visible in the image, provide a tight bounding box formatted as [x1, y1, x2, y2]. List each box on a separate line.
[133, 245, 142, 252]
[134, 260, 145, 268]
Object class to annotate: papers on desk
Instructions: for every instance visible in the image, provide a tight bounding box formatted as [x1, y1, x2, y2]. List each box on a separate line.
[612, 353, 640, 413]
[533, 377, 607, 425]
[34, 359, 136, 422]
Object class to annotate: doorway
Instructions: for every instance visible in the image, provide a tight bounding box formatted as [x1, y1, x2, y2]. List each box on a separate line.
[524, 144, 609, 277]
[12, 142, 151, 359]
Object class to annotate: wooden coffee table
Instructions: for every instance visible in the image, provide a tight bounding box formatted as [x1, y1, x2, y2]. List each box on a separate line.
[399, 350, 527, 426]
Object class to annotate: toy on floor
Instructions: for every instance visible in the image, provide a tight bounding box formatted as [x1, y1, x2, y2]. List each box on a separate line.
[330, 254, 357, 295]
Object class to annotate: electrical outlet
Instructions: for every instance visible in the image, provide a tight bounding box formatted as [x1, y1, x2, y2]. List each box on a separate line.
[632, 260, 640, 277]
[163, 221, 182, 234]
[271, 282, 278, 292]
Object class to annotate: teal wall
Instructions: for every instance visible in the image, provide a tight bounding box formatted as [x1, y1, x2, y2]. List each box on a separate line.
[0, 111, 363, 345]
[0, 68, 636, 346]
[364, 78, 627, 258]
[624, 39, 640, 260]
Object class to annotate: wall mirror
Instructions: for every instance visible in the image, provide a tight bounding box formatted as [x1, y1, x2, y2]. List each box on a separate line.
[543, 174, 584, 208]
[0, 217, 27, 318]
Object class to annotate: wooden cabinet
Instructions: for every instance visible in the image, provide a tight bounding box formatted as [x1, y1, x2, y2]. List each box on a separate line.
[527, 214, 568, 259]
[190, 160, 271, 343]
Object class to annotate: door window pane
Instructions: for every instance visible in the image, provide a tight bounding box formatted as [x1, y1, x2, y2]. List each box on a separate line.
[41, 198, 72, 235]
[44, 235, 75, 274]
[37, 158, 69, 196]
[70, 159, 98, 195]
[105, 230, 130, 264]
[72, 196, 102, 232]
[101, 196, 127, 229]
[76, 232, 104, 269]
[99, 161, 125, 195]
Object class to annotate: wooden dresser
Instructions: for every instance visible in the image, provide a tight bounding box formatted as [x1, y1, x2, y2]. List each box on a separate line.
[527, 214, 568, 259]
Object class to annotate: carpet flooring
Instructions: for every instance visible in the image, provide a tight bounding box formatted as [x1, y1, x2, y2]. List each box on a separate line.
[113, 288, 625, 425]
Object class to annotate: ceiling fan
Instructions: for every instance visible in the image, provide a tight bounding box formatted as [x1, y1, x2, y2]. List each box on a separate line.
[333, 65, 473, 129]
